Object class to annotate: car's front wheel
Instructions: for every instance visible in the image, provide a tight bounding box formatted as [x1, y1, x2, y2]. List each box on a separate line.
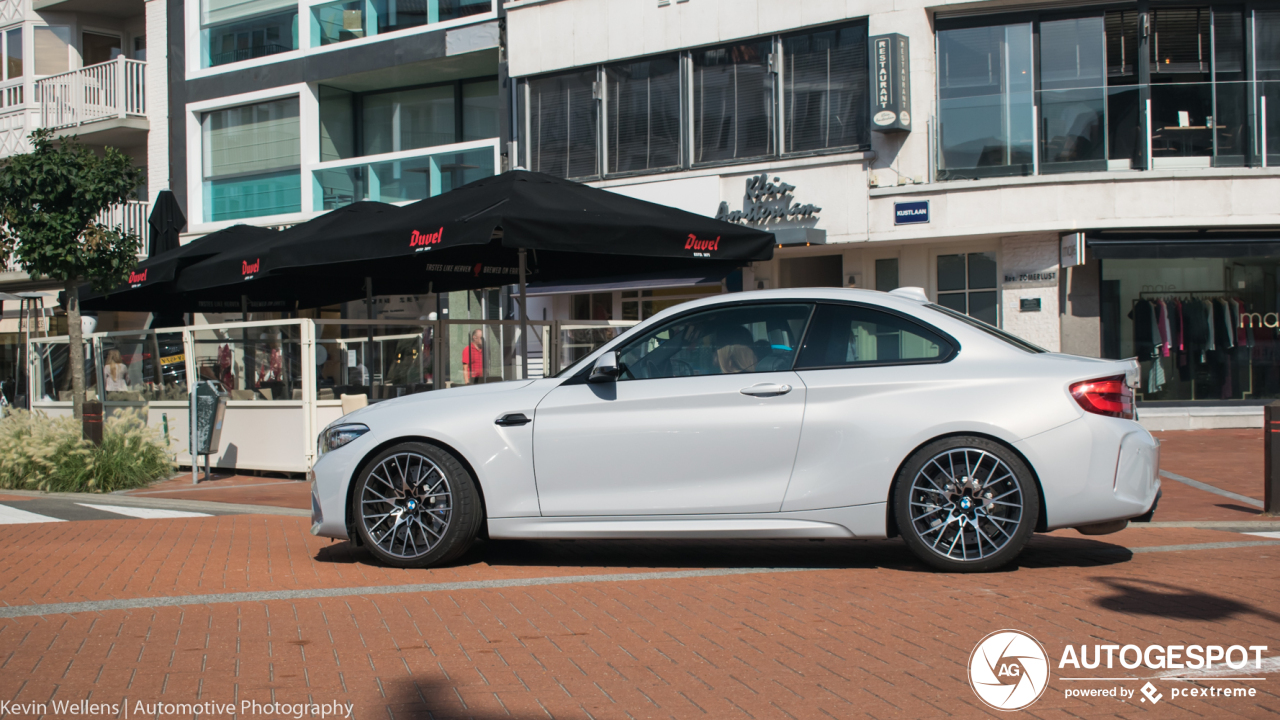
[893, 437, 1040, 573]
[353, 442, 483, 568]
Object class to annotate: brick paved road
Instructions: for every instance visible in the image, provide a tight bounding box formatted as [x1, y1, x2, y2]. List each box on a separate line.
[1, 514, 1277, 719]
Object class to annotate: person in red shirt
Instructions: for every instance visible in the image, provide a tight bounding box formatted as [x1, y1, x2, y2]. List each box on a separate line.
[461, 329, 484, 384]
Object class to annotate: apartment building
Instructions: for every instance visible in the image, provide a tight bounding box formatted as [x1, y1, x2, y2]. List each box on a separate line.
[504, 0, 1280, 427]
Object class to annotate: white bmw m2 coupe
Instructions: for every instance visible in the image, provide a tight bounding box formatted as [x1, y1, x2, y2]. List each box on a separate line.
[310, 287, 1160, 572]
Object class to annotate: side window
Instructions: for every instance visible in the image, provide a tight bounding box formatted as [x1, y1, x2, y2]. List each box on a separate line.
[617, 304, 813, 380]
[795, 304, 953, 369]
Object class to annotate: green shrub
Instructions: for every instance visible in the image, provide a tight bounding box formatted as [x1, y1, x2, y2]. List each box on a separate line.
[0, 408, 174, 493]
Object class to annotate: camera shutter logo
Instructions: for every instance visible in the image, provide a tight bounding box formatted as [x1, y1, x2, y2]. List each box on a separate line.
[968, 630, 1050, 711]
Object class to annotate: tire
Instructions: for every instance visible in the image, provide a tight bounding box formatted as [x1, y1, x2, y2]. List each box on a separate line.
[352, 442, 483, 568]
[893, 436, 1040, 573]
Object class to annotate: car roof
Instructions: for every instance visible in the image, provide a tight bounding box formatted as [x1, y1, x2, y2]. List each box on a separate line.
[645, 286, 931, 322]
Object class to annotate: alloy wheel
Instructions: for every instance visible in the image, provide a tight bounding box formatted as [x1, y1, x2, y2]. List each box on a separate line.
[906, 447, 1024, 563]
[360, 452, 453, 559]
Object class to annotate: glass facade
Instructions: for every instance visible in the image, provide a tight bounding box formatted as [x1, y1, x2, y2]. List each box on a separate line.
[606, 55, 682, 174]
[202, 0, 298, 69]
[202, 97, 301, 221]
[1101, 256, 1280, 403]
[937, 5, 1275, 179]
[311, 0, 491, 47]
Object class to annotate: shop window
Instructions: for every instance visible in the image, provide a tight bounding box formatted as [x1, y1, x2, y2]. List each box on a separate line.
[1101, 257, 1279, 403]
[693, 38, 775, 164]
[783, 20, 869, 153]
[202, 96, 301, 221]
[202, 0, 298, 68]
[795, 304, 952, 369]
[875, 258, 899, 292]
[525, 69, 599, 179]
[936, 252, 998, 326]
[606, 54, 681, 174]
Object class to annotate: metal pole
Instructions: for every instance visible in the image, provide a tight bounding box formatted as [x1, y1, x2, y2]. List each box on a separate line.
[518, 249, 529, 380]
[190, 385, 198, 485]
[365, 277, 375, 394]
[1267, 401, 1280, 515]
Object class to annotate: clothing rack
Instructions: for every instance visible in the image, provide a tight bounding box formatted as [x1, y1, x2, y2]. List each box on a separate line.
[1138, 289, 1236, 297]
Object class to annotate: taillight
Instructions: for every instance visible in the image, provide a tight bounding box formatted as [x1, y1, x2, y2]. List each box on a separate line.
[1070, 375, 1134, 420]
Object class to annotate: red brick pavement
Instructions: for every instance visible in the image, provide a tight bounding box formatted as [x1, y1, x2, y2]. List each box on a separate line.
[0, 515, 1277, 719]
[1153, 429, 1278, 522]
[122, 473, 311, 510]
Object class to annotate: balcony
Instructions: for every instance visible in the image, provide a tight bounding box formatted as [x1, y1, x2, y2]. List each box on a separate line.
[2, 199, 150, 276]
[34, 57, 148, 146]
[312, 139, 499, 211]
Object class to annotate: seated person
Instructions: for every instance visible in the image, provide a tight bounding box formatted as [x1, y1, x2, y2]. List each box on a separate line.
[713, 326, 757, 374]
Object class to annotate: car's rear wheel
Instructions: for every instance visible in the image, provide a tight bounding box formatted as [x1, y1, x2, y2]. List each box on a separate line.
[353, 442, 482, 568]
[893, 437, 1039, 573]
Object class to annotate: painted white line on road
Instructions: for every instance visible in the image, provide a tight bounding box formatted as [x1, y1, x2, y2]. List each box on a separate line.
[1245, 531, 1280, 539]
[0, 504, 66, 524]
[76, 503, 211, 519]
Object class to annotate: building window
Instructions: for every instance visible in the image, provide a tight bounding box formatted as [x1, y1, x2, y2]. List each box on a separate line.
[362, 85, 456, 155]
[3, 27, 21, 81]
[82, 31, 122, 66]
[311, 0, 492, 47]
[606, 54, 681, 174]
[202, 96, 301, 222]
[33, 26, 70, 75]
[783, 20, 869, 153]
[525, 69, 599, 180]
[693, 38, 775, 164]
[202, 0, 298, 68]
[936, 251, 998, 326]
[620, 286, 720, 321]
[875, 258, 899, 292]
[938, 6, 1269, 179]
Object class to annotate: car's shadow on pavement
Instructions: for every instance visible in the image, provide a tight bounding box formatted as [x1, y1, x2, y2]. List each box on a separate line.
[314, 533, 1134, 572]
[1089, 577, 1280, 622]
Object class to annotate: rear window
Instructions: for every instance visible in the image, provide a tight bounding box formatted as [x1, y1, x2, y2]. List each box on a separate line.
[925, 304, 1046, 354]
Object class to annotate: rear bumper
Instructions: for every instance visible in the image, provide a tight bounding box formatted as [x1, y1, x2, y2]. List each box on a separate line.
[1015, 415, 1161, 531]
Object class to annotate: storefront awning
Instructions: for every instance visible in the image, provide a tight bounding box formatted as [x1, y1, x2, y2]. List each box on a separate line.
[524, 266, 735, 296]
[1087, 231, 1280, 259]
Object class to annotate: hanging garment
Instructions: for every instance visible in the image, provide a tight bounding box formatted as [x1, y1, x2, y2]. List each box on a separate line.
[1175, 299, 1185, 352]
[1205, 299, 1216, 352]
[1217, 298, 1235, 349]
[1131, 299, 1154, 358]
[1150, 301, 1161, 355]
[1158, 300, 1172, 357]
[1184, 297, 1209, 352]
[1149, 356, 1167, 393]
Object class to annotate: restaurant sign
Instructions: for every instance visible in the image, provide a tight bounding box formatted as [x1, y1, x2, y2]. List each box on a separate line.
[870, 33, 911, 133]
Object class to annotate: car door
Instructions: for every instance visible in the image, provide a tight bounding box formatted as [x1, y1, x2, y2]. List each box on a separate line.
[533, 302, 814, 516]
[780, 302, 960, 513]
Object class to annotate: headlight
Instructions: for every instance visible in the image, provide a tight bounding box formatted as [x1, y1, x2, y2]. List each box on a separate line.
[319, 424, 369, 457]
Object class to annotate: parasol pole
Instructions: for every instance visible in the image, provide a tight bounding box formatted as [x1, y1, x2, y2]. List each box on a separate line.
[518, 249, 529, 380]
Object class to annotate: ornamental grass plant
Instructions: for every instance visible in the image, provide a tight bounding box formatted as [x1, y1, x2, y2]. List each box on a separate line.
[0, 408, 174, 493]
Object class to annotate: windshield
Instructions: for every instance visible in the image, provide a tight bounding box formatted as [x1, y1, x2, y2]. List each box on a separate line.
[925, 304, 1047, 354]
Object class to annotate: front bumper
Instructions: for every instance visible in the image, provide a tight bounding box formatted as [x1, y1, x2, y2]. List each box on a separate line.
[309, 441, 372, 540]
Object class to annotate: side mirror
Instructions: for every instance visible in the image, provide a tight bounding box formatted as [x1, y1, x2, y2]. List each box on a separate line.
[588, 351, 621, 383]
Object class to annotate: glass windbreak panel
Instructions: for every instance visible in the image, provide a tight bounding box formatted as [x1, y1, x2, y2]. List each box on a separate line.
[617, 304, 812, 380]
[558, 325, 628, 372]
[875, 258, 899, 292]
[795, 304, 950, 368]
[6, 27, 21, 80]
[191, 325, 302, 401]
[314, 147, 494, 210]
[526, 70, 598, 179]
[100, 333, 188, 402]
[204, 9, 298, 68]
[1038, 16, 1106, 173]
[1259, 10, 1280, 166]
[606, 54, 681, 174]
[462, 79, 500, 141]
[936, 23, 1034, 179]
[363, 85, 455, 155]
[203, 97, 301, 221]
[319, 85, 355, 162]
[783, 20, 869, 153]
[316, 325, 434, 399]
[1100, 257, 1280, 402]
[692, 39, 775, 164]
[442, 323, 541, 386]
[30, 341, 96, 403]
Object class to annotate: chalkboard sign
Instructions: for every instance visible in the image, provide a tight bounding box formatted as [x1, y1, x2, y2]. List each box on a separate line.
[192, 381, 227, 454]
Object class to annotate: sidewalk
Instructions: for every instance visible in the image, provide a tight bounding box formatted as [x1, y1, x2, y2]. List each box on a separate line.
[1150, 428, 1276, 522]
[121, 472, 311, 510]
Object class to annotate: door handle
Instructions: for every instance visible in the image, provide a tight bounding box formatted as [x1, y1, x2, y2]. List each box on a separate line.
[495, 412, 531, 427]
[740, 383, 792, 397]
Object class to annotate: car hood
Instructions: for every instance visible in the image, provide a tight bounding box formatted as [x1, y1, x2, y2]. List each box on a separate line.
[330, 379, 541, 428]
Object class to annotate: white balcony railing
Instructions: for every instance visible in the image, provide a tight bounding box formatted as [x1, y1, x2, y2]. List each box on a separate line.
[2, 199, 151, 272]
[36, 57, 146, 131]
